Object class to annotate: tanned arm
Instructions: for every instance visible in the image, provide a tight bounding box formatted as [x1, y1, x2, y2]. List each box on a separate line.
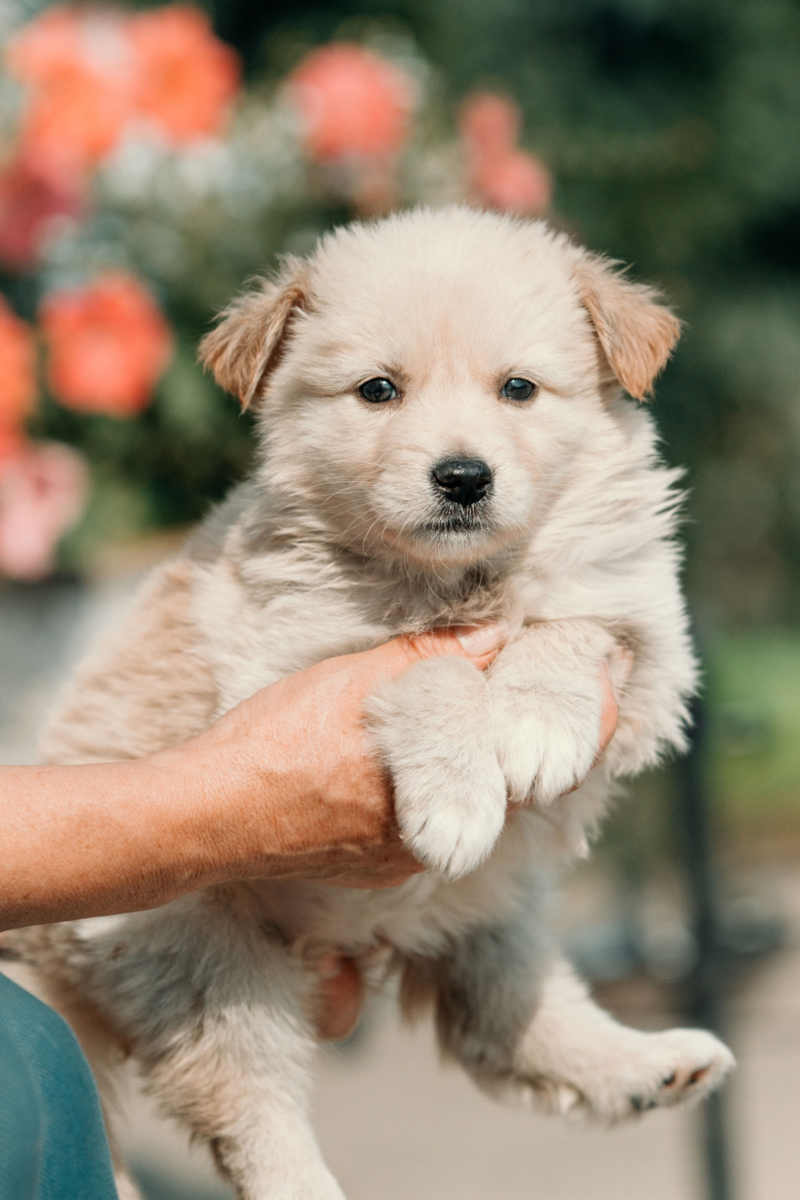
[0, 627, 508, 930]
[1, 623, 620, 933]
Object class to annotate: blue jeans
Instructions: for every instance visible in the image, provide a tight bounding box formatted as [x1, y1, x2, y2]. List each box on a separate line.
[0, 971, 118, 1200]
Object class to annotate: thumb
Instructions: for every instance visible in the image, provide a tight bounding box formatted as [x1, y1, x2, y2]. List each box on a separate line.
[385, 621, 509, 675]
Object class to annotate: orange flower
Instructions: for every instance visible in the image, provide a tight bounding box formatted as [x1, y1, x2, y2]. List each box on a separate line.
[127, 6, 241, 142]
[0, 297, 36, 431]
[459, 92, 552, 217]
[40, 273, 173, 417]
[0, 423, 26, 464]
[5, 5, 240, 186]
[289, 43, 414, 161]
[5, 6, 136, 185]
[0, 439, 88, 580]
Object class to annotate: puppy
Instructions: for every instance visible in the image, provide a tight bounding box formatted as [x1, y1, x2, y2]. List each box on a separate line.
[11, 207, 734, 1200]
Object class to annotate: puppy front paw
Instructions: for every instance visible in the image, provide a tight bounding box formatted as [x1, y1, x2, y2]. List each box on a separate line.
[398, 762, 507, 881]
[490, 675, 604, 806]
[486, 620, 625, 806]
[366, 656, 506, 880]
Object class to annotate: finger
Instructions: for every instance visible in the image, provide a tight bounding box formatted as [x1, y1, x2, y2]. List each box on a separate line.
[315, 954, 363, 1041]
[596, 661, 620, 758]
[390, 621, 509, 673]
[552, 661, 625, 799]
[364, 858, 427, 888]
[596, 649, 633, 759]
[326, 854, 426, 889]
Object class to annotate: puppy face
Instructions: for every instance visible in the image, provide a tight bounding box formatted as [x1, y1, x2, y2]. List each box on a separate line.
[201, 208, 679, 570]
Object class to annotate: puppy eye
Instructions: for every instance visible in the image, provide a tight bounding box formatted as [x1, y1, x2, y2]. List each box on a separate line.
[501, 377, 537, 402]
[359, 377, 398, 403]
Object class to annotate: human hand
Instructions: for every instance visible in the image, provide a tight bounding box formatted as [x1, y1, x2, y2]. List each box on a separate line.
[185, 629, 625, 893]
[0, 628, 623, 934]
[597, 652, 631, 761]
[183, 624, 509, 891]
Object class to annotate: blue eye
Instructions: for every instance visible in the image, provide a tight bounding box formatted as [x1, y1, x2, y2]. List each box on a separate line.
[359, 377, 398, 403]
[501, 378, 537, 402]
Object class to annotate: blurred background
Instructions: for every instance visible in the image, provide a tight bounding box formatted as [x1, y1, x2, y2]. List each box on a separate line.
[2, 1, 800, 1197]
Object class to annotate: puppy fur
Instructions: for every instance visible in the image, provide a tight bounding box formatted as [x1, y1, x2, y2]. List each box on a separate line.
[11, 207, 734, 1200]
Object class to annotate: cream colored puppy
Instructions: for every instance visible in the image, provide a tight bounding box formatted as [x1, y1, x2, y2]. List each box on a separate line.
[12, 207, 733, 1200]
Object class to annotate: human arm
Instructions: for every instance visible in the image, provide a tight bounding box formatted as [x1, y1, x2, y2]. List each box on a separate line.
[0, 627, 506, 931]
[0, 624, 620, 933]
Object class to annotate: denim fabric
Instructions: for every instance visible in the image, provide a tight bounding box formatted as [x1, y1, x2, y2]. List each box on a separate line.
[0, 971, 118, 1200]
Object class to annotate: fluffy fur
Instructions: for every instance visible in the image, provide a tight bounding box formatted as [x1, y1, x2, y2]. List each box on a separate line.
[11, 207, 733, 1200]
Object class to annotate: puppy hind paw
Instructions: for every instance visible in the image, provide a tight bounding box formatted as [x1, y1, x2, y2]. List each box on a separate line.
[626, 1028, 735, 1115]
[516, 1027, 734, 1125]
[605, 1030, 733, 1123]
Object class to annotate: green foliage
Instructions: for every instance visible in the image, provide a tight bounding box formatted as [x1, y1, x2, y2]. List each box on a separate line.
[708, 633, 800, 832]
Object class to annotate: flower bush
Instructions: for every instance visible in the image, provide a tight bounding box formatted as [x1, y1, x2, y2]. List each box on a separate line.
[0, 1, 551, 581]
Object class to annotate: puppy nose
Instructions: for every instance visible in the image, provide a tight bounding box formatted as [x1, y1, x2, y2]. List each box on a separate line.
[431, 457, 493, 507]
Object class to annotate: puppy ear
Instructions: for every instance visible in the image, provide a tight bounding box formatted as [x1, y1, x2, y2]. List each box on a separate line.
[198, 258, 308, 408]
[573, 253, 681, 400]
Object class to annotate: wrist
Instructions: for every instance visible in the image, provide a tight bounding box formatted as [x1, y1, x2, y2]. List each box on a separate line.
[108, 749, 226, 902]
[136, 739, 240, 892]
[148, 713, 297, 887]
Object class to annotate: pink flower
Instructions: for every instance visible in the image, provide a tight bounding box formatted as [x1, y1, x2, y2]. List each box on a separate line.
[40, 272, 174, 417]
[0, 156, 84, 270]
[0, 440, 87, 581]
[472, 150, 552, 216]
[460, 92, 519, 159]
[459, 92, 552, 216]
[289, 43, 414, 161]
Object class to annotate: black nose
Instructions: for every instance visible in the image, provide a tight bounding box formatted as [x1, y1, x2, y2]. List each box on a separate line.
[431, 457, 493, 507]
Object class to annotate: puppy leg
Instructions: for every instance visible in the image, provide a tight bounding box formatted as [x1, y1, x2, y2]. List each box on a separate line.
[508, 958, 734, 1120]
[112, 1167, 144, 1200]
[143, 992, 344, 1200]
[488, 619, 625, 805]
[411, 914, 734, 1123]
[367, 656, 507, 880]
[62, 895, 344, 1200]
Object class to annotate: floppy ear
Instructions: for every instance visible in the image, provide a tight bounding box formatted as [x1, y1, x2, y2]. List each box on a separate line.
[573, 253, 681, 400]
[198, 258, 308, 408]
